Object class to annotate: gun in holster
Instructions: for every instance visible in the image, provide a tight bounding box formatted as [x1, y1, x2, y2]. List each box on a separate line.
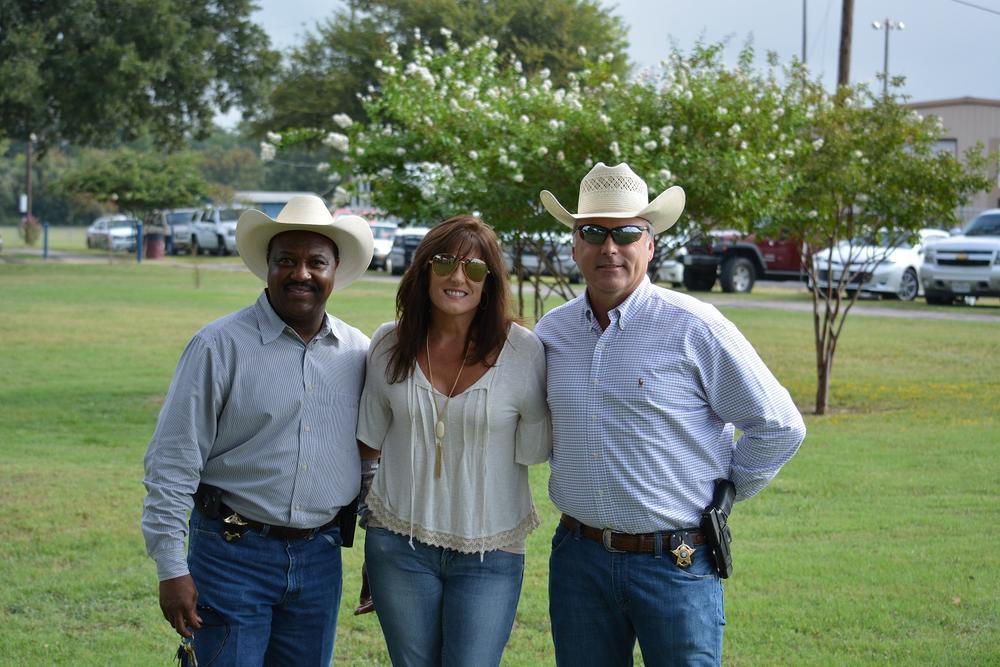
[338, 495, 359, 549]
[700, 479, 736, 578]
[193, 483, 223, 519]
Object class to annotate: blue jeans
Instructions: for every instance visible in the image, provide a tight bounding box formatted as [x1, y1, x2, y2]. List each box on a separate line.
[187, 509, 343, 666]
[364, 527, 524, 667]
[549, 523, 725, 666]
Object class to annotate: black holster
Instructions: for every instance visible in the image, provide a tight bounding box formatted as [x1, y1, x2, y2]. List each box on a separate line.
[338, 495, 359, 548]
[193, 483, 223, 519]
[700, 479, 736, 578]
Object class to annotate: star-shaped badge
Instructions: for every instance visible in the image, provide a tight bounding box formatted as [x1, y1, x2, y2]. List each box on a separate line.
[671, 541, 694, 568]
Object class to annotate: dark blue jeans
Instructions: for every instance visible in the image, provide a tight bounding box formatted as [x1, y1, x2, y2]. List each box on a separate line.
[187, 509, 343, 666]
[364, 527, 525, 667]
[549, 523, 725, 666]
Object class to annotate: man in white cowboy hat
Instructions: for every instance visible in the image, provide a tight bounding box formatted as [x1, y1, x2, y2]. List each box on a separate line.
[141, 194, 374, 665]
[535, 163, 806, 665]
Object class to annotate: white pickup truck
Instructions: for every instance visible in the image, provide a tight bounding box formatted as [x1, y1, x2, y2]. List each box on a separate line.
[920, 209, 1000, 304]
[189, 206, 243, 256]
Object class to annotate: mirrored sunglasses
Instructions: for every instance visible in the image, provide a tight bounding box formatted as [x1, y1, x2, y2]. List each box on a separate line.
[430, 253, 490, 282]
[576, 224, 647, 246]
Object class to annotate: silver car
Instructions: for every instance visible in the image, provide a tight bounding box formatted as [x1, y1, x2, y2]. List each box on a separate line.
[86, 215, 137, 252]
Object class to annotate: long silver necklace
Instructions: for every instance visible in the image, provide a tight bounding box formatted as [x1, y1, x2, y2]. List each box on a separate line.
[425, 337, 467, 479]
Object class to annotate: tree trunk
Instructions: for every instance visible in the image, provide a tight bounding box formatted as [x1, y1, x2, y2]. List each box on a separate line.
[837, 0, 854, 87]
[814, 353, 830, 415]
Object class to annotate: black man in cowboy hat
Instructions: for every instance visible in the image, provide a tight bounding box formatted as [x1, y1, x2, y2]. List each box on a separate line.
[535, 162, 806, 665]
[141, 194, 374, 665]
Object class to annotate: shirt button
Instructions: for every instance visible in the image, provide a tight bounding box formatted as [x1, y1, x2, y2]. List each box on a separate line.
[304, 425, 311, 433]
[591, 415, 597, 421]
[592, 379, 598, 385]
[300, 464, 308, 471]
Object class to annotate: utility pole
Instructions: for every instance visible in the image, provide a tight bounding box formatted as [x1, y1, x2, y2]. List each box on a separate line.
[872, 19, 905, 96]
[25, 132, 35, 219]
[837, 0, 854, 87]
[802, 0, 808, 64]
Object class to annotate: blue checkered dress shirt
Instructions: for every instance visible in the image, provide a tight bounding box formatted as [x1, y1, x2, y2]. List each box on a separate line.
[535, 278, 806, 533]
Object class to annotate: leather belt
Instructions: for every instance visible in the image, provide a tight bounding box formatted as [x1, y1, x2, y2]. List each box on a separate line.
[216, 503, 341, 541]
[560, 514, 704, 554]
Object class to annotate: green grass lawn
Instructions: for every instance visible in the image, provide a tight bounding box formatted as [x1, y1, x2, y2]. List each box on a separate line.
[1, 262, 998, 665]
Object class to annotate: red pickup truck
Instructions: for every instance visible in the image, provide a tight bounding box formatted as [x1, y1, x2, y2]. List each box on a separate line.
[681, 231, 807, 293]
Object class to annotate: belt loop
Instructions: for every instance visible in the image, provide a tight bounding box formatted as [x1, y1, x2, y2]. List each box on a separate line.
[653, 531, 663, 559]
[259, 523, 270, 538]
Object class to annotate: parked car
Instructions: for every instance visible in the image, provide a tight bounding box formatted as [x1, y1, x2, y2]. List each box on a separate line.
[653, 246, 686, 286]
[682, 230, 806, 293]
[920, 209, 1000, 304]
[369, 221, 398, 270]
[811, 228, 949, 301]
[191, 206, 243, 256]
[506, 233, 581, 283]
[386, 227, 431, 275]
[85, 215, 138, 252]
[157, 208, 200, 255]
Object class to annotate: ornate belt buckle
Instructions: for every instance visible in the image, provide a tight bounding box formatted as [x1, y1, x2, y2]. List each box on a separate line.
[602, 528, 625, 553]
[223, 512, 248, 526]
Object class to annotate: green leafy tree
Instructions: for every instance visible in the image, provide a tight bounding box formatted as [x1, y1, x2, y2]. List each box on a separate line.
[775, 81, 991, 414]
[260, 0, 628, 135]
[0, 0, 279, 151]
[57, 149, 209, 229]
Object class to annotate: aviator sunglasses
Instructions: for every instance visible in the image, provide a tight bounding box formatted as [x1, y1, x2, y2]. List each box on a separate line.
[576, 224, 647, 246]
[430, 253, 490, 282]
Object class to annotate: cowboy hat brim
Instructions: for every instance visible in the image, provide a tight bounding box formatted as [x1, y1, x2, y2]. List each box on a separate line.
[236, 209, 374, 291]
[539, 185, 686, 235]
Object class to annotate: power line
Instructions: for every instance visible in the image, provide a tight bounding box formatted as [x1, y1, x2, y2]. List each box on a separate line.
[950, 0, 1000, 17]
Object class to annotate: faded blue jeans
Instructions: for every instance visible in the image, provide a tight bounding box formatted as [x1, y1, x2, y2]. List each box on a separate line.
[186, 509, 343, 666]
[548, 522, 725, 666]
[364, 526, 524, 667]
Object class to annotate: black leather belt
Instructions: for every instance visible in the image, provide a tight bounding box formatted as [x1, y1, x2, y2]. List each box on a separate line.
[215, 503, 341, 541]
[560, 514, 704, 554]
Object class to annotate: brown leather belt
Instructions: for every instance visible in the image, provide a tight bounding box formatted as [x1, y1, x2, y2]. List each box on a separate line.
[218, 503, 341, 541]
[560, 514, 704, 553]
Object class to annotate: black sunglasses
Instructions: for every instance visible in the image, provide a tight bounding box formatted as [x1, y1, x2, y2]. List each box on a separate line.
[576, 224, 648, 246]
[429, 253, 490, 282]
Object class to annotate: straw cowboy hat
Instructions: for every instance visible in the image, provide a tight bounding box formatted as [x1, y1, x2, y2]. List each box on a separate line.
[236, 194, 374, 291]
[539, 162, 685, 234]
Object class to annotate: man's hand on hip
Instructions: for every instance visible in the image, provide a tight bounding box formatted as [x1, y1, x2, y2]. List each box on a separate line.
[159, 574, 202, 637]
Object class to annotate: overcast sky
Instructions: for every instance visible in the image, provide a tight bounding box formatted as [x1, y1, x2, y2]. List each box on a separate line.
[252, 0, 1000, 103]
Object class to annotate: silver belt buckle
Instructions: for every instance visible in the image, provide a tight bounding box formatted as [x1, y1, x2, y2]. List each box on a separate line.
[602, 528, 625, 553]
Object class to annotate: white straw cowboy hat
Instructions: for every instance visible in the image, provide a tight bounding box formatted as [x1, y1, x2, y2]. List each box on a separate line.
[539, 162, 686, 234]
[236, 194, 374, 291]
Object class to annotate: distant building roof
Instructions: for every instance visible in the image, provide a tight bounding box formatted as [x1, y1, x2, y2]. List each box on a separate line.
[908, 97, 1000, 110]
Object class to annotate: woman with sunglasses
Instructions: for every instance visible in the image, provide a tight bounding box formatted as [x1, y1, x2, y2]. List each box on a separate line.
[356, 215, 551, 666]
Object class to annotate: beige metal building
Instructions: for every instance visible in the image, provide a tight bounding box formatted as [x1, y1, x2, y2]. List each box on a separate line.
[908, 97, 1000, 223]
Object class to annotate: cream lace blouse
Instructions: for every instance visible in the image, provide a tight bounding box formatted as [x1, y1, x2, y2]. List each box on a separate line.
[357, 322, 551, 554]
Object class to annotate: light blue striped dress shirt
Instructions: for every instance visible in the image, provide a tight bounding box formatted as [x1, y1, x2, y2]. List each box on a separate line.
[141, 291, 369, 580]
[535, 277, 806, 534]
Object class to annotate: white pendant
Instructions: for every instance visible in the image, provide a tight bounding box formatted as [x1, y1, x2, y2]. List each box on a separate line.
[435, 420, 446, 439]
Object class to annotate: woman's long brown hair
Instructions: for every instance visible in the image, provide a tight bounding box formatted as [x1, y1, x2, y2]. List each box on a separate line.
[383, 215, 514, 384]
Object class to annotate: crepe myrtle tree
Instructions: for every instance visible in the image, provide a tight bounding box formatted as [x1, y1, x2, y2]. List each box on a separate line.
[772, 80, 991, 415]
[274, 34, 631, 318]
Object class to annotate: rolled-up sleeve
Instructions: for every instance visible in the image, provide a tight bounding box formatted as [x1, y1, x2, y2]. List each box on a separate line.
[697, 319, 806, 501]
[141, 334, 222, 581]
[514, 335, 552, 466]
[357, 328, 393, 451]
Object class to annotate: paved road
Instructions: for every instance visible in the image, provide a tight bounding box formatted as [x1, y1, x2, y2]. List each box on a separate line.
[5, 249, 998, 322]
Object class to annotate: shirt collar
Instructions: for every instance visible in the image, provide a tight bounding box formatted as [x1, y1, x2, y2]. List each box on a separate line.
[581, 276, 653, 331]
[254, 291, 337, 345]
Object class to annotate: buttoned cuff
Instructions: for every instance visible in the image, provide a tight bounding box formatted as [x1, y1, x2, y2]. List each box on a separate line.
[154, 549, 190, 582]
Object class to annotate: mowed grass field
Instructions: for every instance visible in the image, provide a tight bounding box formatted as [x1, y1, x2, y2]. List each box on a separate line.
[1, 259, 998, 666]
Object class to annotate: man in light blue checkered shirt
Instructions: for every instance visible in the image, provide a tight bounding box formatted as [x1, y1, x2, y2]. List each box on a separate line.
[536, 163, 806, 666]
